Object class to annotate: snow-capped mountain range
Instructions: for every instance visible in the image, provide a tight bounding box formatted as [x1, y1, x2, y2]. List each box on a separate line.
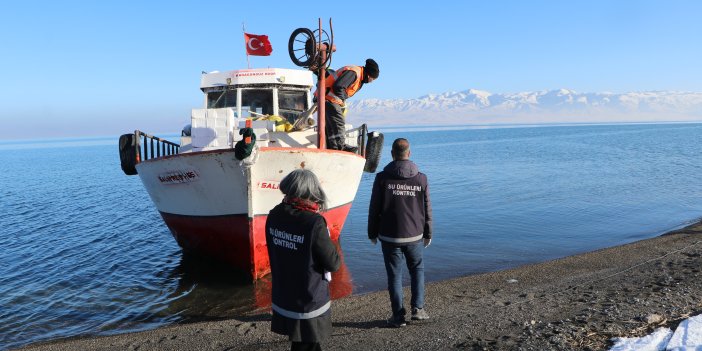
[346, 89, 702, 126]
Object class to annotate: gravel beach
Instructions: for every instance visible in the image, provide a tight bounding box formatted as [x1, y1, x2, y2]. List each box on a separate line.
[16, 222, 702, 351]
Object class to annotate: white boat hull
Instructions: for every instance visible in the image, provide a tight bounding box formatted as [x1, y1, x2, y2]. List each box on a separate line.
[135, 147, 366, 278]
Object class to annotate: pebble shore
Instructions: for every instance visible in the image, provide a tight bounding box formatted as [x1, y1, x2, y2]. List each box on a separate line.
[17, 222, 702, 351]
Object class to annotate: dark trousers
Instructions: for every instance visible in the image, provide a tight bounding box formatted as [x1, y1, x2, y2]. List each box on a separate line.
[291, 341, 322, 351]
[324, 101, 345, 150]
[381, 241, 425, 318]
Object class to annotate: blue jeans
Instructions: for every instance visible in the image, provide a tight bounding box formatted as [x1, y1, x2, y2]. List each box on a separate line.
[381, 241, 425, 318]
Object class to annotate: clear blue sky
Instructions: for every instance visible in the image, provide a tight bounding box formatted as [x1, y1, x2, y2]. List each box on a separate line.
[1, 0, 701, 139]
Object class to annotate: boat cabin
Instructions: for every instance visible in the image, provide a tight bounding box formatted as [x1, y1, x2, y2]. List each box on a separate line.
[180, 68, 358, 153]
[201, 68, 313, 122]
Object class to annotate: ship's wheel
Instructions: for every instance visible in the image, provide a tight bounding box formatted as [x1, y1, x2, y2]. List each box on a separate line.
[288, 27, 332, 69]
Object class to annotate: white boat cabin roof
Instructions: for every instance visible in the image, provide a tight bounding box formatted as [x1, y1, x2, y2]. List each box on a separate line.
[200, 68, 314, 90]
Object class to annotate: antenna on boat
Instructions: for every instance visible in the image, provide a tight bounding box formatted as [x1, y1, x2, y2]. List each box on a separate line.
[288, 18, 335, 149]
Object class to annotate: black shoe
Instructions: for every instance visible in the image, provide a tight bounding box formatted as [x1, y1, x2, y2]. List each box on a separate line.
[342, 145, 358, 153]
[387, 315, 406, 328]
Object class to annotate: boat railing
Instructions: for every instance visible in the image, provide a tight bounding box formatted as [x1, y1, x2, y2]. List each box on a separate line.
[346, 123, 368, 156]
[134, 130, 180, 161]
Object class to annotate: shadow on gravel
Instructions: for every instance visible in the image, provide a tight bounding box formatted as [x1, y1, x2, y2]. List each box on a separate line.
[333, 320, 388, 329]
[240, 313, 272, 323]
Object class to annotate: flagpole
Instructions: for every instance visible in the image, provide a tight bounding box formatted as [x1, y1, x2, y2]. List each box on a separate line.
[242, 22, 250, 69]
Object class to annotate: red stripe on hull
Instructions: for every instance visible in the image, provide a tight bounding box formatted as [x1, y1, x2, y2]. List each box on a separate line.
[160, 212, 252, 275]
[160, 203, 353, 280]
[251, 241, 353, 308]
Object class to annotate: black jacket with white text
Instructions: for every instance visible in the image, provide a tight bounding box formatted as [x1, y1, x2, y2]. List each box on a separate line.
[266, 203, 340, 320]
[368, 159, 433, 245]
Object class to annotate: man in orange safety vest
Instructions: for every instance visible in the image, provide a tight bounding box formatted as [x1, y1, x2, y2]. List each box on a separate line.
[323, 58, 379, 152]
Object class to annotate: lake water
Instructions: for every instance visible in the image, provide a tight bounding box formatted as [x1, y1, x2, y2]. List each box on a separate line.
[2, 123, 702, 349]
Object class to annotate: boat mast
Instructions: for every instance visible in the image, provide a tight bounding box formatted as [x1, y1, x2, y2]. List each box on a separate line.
[316, 17, 326, 149]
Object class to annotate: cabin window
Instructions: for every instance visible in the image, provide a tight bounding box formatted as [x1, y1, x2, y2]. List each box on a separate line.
[207, 89, 236, 109]
[241, 89, 273, 117]
[278, 90, 307, 123]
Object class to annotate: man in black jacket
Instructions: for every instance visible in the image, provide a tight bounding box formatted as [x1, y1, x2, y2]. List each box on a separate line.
[368, 138, 433, 327]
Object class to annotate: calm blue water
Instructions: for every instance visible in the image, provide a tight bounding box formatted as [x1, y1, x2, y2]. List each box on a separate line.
[2, 123, 702, 349]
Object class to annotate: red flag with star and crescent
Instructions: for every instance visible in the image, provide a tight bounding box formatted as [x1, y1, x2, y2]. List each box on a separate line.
[244, 33, 273, 56]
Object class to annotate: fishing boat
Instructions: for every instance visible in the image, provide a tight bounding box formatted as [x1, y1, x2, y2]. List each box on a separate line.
[118, 24, 383, 280]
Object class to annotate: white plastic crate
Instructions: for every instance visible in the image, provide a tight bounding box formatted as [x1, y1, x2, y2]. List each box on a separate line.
[190, 108, 237, 149]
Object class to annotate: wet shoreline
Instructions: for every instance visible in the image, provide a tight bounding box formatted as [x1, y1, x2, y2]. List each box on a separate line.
[15, 220, 702, 350]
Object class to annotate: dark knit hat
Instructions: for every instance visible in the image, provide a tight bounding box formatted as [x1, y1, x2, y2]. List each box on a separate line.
[365, 58, 379, 78]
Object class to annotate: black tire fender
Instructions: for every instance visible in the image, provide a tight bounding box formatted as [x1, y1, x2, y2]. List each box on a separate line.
[363, 132, 384, 173]
[119, 133, 139, 175]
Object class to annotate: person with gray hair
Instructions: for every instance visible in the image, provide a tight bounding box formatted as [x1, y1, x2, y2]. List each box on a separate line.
[279, 169, 328, 210]
[266, 169, 341, 351]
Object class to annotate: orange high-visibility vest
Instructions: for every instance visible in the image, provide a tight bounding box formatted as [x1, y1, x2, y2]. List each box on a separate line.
[324, 66, 364, 106]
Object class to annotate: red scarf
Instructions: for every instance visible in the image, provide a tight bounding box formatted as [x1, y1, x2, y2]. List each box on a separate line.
[283, 196, 320, 213]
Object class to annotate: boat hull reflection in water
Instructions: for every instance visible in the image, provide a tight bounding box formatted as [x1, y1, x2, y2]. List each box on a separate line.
[161, 241, 353, 321]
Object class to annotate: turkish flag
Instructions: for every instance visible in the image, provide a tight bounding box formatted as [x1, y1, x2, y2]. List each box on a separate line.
[244, 33, 273, 56]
